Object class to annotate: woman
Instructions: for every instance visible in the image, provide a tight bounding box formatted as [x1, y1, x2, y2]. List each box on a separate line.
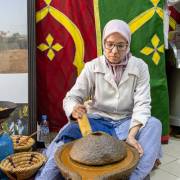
[35, 19, 162, 180]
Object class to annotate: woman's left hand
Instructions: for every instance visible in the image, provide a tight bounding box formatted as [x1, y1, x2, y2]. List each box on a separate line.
[126, 136, 144, 157]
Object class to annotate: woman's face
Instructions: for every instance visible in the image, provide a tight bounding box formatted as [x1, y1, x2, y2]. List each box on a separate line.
[104, 32, 128, 64]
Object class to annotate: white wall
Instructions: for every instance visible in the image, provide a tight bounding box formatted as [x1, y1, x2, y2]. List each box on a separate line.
[0, 73, 28, 103]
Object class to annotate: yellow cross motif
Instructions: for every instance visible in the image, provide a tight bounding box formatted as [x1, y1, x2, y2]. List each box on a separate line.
[140, 34, 164, 65]
[37, 34, 63, 61]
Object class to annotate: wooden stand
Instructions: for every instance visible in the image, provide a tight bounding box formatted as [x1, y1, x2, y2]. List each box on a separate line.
[55, 141, 139, 180]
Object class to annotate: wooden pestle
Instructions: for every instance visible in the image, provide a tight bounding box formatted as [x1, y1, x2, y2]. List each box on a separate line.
[77, 114, 92, 137]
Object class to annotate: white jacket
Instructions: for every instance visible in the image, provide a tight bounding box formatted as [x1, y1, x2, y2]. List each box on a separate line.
[63, 55, 151, 129]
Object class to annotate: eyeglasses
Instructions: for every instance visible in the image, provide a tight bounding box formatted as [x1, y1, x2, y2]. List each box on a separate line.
[105, 41, 128, 51]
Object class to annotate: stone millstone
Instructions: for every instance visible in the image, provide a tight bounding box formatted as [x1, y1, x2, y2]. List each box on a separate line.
[69, 132, 127, 166]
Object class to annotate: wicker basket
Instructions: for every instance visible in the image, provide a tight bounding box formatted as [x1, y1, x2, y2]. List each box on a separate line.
[0, 152, 46, 180]
[11, 135, 35, 152]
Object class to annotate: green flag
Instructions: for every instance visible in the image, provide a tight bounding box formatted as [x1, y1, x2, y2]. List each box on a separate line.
[95, 0, 169, 142]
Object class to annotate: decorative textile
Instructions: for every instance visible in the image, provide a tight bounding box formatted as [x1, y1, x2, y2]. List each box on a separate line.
[98, 0, 169, 142]
[36, 0, 97, 131]
[36, 0, 169, 142]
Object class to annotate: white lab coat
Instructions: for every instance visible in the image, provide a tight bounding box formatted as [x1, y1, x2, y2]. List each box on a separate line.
[63, 55, 151, 129]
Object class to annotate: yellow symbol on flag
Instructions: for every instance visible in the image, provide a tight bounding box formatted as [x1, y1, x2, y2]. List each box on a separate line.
[37, 34, 63, 61]
[140, 34, 164, 65]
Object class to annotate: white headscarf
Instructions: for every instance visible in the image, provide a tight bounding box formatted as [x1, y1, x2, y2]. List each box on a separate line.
[102, 20, 131, 85]
[102, 19, 131, 54]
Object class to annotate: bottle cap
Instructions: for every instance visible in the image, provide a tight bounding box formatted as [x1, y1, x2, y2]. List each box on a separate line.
[41, 114, 48, 121]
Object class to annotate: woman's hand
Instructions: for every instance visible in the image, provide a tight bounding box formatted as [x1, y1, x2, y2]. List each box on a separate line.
[126, 135, 144, 157]
[126, 123, 143, 157]
[71, 104, 87, 120]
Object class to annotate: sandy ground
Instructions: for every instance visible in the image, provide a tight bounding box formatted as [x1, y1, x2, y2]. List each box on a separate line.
[0, 49, 28, 73]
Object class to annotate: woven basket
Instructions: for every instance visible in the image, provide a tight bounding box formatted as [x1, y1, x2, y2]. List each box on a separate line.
[0, 152, 46, 180]
[11, 135, 35, 152]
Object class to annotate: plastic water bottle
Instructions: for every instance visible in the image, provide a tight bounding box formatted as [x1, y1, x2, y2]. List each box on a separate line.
[39, 115, 50, 148]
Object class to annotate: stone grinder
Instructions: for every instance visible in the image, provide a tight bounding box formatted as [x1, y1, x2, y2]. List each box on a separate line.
[55, 114, 139, 180]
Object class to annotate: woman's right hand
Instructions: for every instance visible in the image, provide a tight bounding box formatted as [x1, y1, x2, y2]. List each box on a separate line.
[71, 104, 87, 120]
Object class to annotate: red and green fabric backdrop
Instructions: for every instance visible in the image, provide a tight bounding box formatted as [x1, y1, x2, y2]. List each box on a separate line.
[36, 0, 169, 142]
